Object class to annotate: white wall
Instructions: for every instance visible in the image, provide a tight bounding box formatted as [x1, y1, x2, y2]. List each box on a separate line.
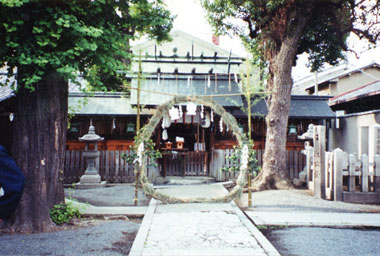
[330, 111, 380, 161]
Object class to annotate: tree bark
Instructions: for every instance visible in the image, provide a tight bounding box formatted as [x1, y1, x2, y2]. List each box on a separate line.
[252, 8, 311, 191]
[5, 71, 68, 233]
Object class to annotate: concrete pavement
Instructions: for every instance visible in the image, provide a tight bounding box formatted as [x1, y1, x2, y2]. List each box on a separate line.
[129, 184, 280, 256]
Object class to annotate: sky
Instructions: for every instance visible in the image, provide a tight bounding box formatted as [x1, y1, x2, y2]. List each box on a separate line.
[164, 0, 380, 80]
[164, 0, 246, 56]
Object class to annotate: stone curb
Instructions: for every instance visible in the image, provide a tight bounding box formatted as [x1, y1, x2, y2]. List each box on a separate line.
[231, 203, 281, 256]
[129, 199, 158, 256]
[66, 198, 147, 217]
[246, 211, 380, 228]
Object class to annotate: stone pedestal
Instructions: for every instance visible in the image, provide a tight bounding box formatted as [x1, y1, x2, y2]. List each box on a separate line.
[80, 173, 102, 184]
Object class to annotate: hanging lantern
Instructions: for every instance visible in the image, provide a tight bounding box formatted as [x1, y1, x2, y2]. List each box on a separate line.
[211, 110, 214, 122]
[200, 105, 204, 119]
[112, 118, 116, 129]
[70, 122, 79, 133]
[186, 102, 197, 116]
[201, 111, 211, 128]
[288, 124, 297, 135]
[126, 122, 135, 133]
[219, 118, 223, 132]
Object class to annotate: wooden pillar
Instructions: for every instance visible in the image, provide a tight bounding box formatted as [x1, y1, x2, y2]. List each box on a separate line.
[313, 125, 326, 199]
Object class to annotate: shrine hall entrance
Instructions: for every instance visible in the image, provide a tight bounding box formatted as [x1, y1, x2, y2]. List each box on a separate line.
[158, 121, 211, 177]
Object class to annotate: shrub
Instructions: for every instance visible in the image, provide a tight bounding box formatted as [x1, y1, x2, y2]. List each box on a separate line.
[50, 202, 81, 225]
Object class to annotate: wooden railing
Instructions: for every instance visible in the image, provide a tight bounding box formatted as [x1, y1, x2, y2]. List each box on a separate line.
[64, 150, 144, 184]
[210, 149, 305, 182]
[161, 151, 208, 177]
[323, 149, 380, 203]
[64, 148, 305, 184]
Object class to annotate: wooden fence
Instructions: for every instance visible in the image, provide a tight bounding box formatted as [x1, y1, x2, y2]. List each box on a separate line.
[64, 150, 150, 184]
[210, 149, 305, 182]
[303, 125, 380, 203]
[64, 148, 305, 184]
[324, 148, 380, 203]
[162, 151, 208, 177]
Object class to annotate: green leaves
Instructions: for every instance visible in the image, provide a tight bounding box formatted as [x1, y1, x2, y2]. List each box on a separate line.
[122, 137, 162, 168]
[221, 140, 260, 176]
[50, 202, 81, 225]
[0, 0, 173, 90]
[202, 0, 379, 73]
[0, 0, 28, 8]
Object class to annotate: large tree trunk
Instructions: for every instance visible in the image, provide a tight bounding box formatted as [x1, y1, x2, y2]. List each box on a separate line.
[5, 71, 68, 233]
[252, 8, 311, 191]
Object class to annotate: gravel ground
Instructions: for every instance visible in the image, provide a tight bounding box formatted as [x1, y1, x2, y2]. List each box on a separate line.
[3, 186, 380, 256]
[239, 189, 380, 213]
[262, 226, 380, 256]
[1, 185, 145, 256]
[0, 220, 140, 256]
[238, 189, 380, 256]
[65, 185, 150, 206]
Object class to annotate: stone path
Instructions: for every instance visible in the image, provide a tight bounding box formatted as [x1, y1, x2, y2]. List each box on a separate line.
[143, 205, 265, 256]
[130, 184, 279, 256]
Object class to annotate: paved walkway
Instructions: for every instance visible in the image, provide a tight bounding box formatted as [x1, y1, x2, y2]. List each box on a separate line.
[129, 184, 280, 256]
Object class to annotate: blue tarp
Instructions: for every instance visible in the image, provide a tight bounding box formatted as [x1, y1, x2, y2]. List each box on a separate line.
[0, 145, 25, 220]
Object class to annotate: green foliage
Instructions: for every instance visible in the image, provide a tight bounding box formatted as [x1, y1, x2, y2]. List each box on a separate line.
[221, 140, 260, 177]
[86, 66, 129, 92]
[49, 202, 81, 225]
[0, 0, 173, 90]
[202, 0, 380, 71]
[122, 136, 162, 168]
[67, 97, 88, 129]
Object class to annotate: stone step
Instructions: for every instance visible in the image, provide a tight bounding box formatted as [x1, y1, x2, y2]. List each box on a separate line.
[154, 176, 216, 185]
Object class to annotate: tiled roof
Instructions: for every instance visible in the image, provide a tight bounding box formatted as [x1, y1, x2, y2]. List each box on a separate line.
[329, 80, 380, 106]
[231, 95, 335, 119]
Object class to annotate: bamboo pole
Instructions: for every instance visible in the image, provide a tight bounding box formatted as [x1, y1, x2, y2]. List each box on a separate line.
[134, 52, 142, 206]
[245, 61, 253, 207]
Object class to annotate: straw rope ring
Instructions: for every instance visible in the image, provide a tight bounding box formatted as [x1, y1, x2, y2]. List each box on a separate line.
[137, 95, 249, 203]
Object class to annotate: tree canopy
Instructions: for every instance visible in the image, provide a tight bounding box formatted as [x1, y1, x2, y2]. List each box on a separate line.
[0, 0, 173, 233]
[202, 0, 379, 191]
[0, 0, 174, 89]
[202, 0, 379, 71]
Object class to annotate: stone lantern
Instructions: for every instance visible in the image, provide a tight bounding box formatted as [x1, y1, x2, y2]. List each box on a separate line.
[295, 124, 315, 186]
[78, 123, 105, 187]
